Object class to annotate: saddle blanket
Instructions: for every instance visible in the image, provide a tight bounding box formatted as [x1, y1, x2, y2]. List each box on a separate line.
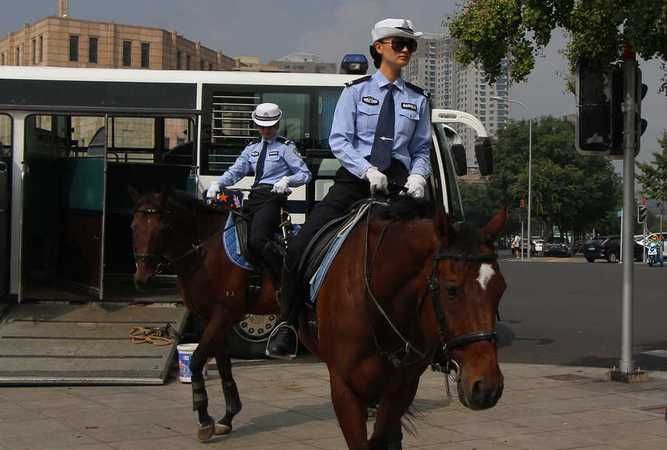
[222, 214, 254, 271]
[307, 202, 373, 305]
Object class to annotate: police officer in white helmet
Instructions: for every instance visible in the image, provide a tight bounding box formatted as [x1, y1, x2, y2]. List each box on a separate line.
[266, 18, 431, 359]
[206, 103, 311, 282]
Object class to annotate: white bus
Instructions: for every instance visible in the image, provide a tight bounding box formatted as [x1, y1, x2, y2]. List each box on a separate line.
[0, 66, 491, 347]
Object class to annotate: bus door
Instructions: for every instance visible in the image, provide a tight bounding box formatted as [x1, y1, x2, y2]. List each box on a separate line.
[0, 114, 12, 299]
[21, 114, 107, 300]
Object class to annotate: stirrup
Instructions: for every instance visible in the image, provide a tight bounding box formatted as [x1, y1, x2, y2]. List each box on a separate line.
[265, 322, 298, 360]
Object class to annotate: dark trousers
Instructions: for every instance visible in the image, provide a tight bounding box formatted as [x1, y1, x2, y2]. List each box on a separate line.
[244, 187, 286, 281]
[281, 160, 408, 324]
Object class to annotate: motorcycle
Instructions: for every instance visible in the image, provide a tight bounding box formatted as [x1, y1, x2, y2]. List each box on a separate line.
[646, 242, 664, 267]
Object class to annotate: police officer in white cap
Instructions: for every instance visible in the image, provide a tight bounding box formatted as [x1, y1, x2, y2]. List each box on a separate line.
[266, 18, 431, 359]
[206, 103, 311, 282]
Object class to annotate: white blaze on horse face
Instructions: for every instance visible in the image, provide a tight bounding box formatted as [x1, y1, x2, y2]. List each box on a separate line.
[477, 263, 495, 291]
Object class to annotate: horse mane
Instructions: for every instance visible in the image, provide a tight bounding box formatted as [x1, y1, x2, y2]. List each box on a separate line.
[135, 189, 225, 216]
[372, 196, 434, 222]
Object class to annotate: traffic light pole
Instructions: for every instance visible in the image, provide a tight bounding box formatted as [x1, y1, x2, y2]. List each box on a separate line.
[619, 50, 637, 376]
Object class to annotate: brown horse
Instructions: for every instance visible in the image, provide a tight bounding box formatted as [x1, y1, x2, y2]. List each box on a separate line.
[131, 189, 507, 449]
[130, 188, 279, 441]
[297, 199, 507, 450]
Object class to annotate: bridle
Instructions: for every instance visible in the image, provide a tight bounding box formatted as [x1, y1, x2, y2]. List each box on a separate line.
[428, 249, 499, 374]
[363, 201, 499, 373]
[133, 205, 232, 274]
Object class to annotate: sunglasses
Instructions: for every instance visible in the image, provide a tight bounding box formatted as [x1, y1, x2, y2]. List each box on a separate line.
[382, 37, 418, 53]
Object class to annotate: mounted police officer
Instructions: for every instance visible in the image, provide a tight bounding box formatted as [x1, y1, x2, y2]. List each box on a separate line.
[267, 18, 432, 359]
[206, 103, 311, 283]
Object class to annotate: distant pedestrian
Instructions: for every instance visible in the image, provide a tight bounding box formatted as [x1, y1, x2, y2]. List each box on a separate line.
[511, 235, 521, 258]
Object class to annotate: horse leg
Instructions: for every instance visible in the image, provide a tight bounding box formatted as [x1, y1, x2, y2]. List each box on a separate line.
[330, 371, 369, 450]
[189, 307, 229, 442]
[368, 377, 420, 450]
[213, 351, 242, 435]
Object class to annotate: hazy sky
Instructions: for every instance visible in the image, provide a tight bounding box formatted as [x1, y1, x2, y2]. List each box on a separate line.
[1, 0, 665, 161]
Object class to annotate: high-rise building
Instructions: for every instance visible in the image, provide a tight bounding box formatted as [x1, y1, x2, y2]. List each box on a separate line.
[269, 52, 337, 74]
[0, 1, 235, 71]
[405, 18, 510, 170]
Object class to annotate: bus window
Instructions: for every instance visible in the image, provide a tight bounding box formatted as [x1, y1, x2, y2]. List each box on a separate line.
[161, 118, 195, 166]
[316, 88, 343, 149]
[262, 92, 310, 145]
[112, 117, 155, 150]
[0, 115, 11, 158]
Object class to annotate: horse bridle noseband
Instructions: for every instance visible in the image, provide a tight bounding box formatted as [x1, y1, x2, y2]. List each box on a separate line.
[428, 250, 499, 374]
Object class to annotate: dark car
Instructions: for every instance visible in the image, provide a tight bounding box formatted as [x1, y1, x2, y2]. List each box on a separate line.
[544, 237, 571, 257]
[583, 235, 643, 263]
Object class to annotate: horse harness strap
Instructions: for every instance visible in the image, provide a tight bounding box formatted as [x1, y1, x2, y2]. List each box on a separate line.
[429, 250, 498, 373]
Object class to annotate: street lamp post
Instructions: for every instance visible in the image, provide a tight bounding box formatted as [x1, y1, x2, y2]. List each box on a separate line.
[491, 96, 532, 260]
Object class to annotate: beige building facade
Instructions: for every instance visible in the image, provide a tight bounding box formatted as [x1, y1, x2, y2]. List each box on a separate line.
[0, 16, 235, 71]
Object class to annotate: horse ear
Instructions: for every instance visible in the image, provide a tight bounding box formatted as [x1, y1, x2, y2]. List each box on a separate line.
[481, 208, 508, 243]
[128, 185, 141, 203]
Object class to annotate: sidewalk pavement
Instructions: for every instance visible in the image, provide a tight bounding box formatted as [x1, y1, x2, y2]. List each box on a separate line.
[1, 360, 666, 450]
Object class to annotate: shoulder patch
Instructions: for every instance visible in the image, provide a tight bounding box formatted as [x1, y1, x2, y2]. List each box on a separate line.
[247, 139, 260, 146]
[405, 81, 430, 98]
[345, 75, 372, 88]
[276, 136, 293, 145]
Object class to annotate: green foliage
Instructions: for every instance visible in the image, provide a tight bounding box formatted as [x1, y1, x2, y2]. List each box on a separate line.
[637, 131, 667, 201]
[478, 116, 622, 235]
[450, 0, 667, 83]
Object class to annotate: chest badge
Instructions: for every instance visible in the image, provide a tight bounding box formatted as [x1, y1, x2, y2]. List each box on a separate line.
[251, 151, 259, 157]
[362, 96, 380, 106]
[401, 102, 417, 112]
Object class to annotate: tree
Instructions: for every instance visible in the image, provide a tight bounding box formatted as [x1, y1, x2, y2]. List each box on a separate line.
[637, 131, 667, 202]
[449, 0, 667, 83]
[483, 116, 622, 237]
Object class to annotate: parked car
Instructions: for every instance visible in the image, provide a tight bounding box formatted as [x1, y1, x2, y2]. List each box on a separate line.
[544, 237, 571, 257]
[583, 235, 643, 263]
[532, 239, 545, 257]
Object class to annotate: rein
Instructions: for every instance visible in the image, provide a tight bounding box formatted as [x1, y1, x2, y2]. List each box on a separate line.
[362, 201, 498, 373]
[133, 206, 239, 274]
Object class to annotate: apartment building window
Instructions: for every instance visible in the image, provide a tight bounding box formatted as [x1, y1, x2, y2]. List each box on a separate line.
[186, 54, 191, 70]
[38, 36, 43, 63]
[141, 42, 150, 68]
[122, 40, 132, 66]
[69, 35, 79, 62]
[177, 50, 182, 69]
[200, 59, 204, 70]
[31, 39, 36, 64]
[209, 62, 213, 71]
[15, 47, 20, 65]
[1, 53, 4, 65]
[89, 37, 98, 64]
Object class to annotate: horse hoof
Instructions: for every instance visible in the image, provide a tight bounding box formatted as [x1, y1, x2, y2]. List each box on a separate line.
[214, 422, 232, 435]
[197, 423, 215, 442]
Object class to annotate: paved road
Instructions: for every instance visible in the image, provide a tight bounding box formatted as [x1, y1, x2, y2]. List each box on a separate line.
[497, 260, 667, 371]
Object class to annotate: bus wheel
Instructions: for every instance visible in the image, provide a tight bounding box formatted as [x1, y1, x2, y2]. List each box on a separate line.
[227, 314, 278, 359]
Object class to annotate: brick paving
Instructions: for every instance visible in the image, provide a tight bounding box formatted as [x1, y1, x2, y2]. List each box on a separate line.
[0, 360, 666, 449]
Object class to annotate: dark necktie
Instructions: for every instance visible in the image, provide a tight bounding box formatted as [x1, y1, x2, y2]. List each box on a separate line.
[253, 141, 269, 186]
[369, 84, 395, 171]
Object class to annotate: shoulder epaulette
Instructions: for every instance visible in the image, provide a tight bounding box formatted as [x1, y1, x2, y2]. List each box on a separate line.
[405, 81, 430, 98]
[345, 75, 372, 88]
[276, 136, 293, 145]
[248, 138, 260, 145]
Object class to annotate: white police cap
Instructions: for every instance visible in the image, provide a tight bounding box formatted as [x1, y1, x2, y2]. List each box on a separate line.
[252, 103, 282, 127]
[371, 18, 423, 43]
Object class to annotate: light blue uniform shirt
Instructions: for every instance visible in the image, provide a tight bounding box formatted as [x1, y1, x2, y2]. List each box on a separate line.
[329, 71, 432, 179]
[216, 136, 311, 187]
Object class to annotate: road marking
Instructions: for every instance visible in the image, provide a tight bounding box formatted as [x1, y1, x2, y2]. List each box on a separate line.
[641, 350, 667, 359]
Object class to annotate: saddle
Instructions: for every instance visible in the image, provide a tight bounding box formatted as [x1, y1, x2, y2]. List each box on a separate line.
[298, 200, 375, 304]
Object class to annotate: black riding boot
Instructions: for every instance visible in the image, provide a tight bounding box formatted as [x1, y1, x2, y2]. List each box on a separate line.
[261, 242, 283, 287]
[265, 266, 301, 359]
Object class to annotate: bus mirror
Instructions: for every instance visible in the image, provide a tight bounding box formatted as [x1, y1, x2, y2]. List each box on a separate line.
[451, 143, 467, 176]
[475, 137, 493, 176]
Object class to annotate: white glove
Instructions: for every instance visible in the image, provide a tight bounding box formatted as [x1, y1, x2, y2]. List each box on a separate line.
[206, 182, 221, 199]
[365, 167, 388, 194]
[271, 176, 291, 194]
[404, 174, 426, 199]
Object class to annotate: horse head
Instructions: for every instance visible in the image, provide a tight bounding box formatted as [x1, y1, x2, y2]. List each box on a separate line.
[429, 208, 507, 410]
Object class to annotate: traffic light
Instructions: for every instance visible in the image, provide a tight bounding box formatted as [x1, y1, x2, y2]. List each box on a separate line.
[638, 204, 648, 224]
[577, 61, 647, 158]
[609, 68, 648, 158]
[575, 62, 614, 155]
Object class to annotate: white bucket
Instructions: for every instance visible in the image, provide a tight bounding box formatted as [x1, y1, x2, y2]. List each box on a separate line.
[177, 343, 207, 383]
